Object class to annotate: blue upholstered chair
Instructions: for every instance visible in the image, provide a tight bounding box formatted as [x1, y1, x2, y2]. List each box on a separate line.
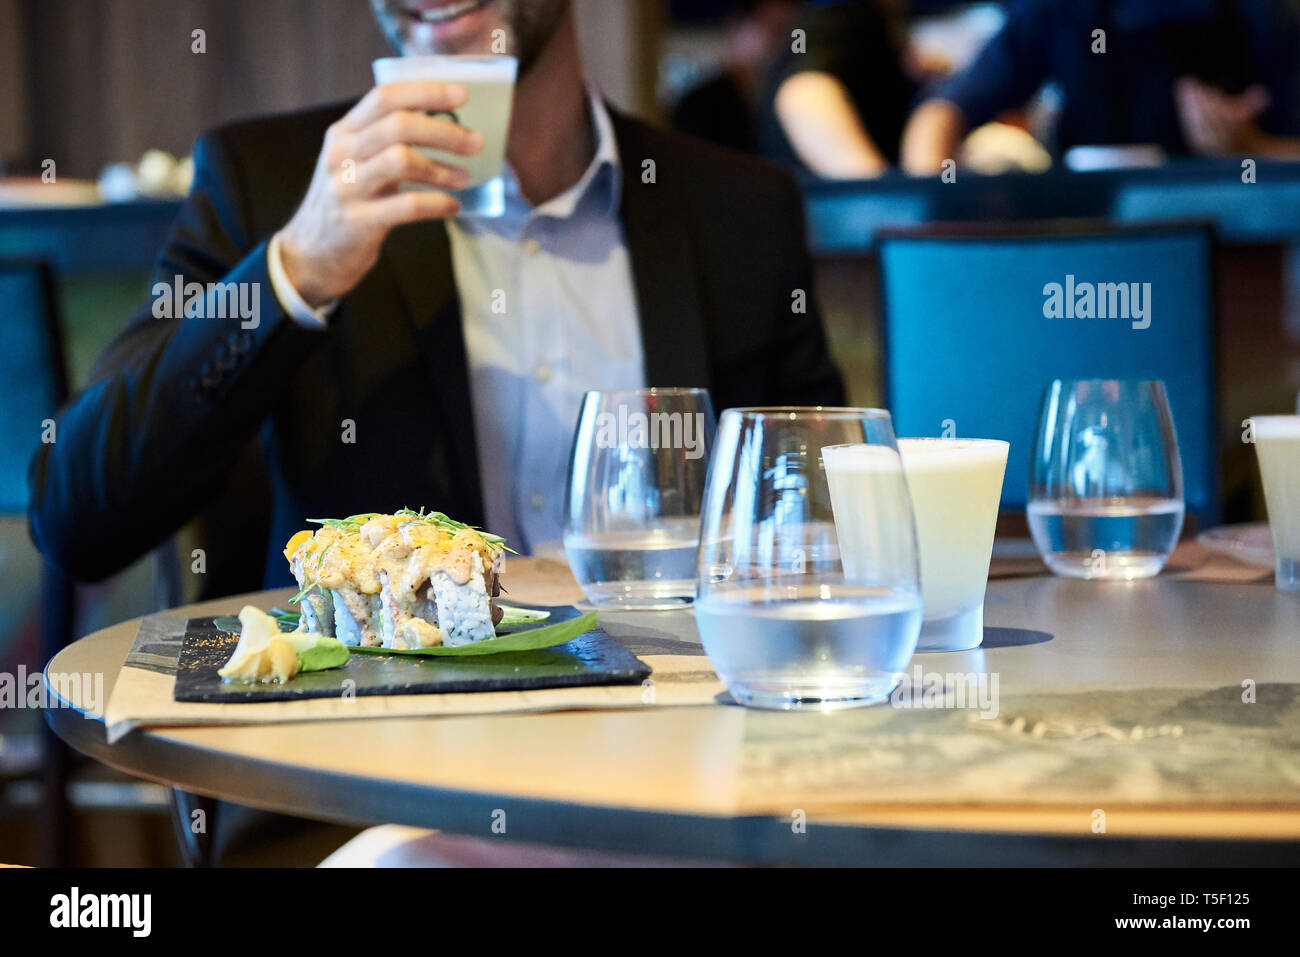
[0, 258, 74, 864]
[877, 223, 1218, 519]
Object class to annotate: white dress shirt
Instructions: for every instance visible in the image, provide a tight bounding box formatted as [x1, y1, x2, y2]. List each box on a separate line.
[269, 88, 644, 554]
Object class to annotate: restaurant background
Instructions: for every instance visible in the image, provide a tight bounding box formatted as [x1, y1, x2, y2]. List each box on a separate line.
[2, 0, 1299, 865]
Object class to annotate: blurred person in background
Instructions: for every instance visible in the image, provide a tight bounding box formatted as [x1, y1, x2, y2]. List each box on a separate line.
[756, 0, 919, 178]
[902, 0, 1300, 174]
[672, 0, 801, 153]
[1174, 0, 1300, 159]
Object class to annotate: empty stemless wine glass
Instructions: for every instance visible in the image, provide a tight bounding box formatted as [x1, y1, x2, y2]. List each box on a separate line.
[694, 408, 923, 710]
[563, 388, 716, 610]
[1028, 379, 1185, 579]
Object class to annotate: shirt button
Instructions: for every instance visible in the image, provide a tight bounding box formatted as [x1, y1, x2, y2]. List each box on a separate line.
[528, 491, 546, 510]
[522, 238, 541, 256]
[534, 363, 552, 383]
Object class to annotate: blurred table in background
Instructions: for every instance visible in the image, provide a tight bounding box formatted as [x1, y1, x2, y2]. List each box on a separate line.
[0, 187, 180, 385]
[803, 159, 1300, 253]
[0, 187, 179, 275]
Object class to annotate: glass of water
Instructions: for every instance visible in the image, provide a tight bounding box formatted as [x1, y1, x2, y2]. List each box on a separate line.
[563, 388, 716, 609]
[694, 408, 923, 710]
[1028, 379, 1185, 579]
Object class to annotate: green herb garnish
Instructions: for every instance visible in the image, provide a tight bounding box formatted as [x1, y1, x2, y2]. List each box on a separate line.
[287, 584, 313, 606]
[302, 508, 516, 554]
[393, 507, 517, 554]
[305, 512, 380, 532]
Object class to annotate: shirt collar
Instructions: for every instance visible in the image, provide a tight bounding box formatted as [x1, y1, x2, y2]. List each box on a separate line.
[492, 83, 622, 224]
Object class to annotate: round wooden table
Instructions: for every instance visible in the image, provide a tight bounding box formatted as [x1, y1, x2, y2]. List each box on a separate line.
[45, 557, 1300, 865]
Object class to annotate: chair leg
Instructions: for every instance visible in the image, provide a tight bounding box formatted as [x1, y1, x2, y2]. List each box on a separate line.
[39, 564, 75, 867]
[168, 788, 217, 867]
[39, 720, 72, 866]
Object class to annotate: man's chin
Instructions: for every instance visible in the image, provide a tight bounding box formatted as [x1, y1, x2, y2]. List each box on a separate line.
[399, 0, 502, 55]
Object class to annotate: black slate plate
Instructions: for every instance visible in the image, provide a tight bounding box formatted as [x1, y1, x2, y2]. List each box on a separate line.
[172, 603, 651, 703]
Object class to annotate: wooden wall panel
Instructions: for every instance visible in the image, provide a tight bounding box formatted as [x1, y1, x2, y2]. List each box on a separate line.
[21, 0, 389, 177]
[0, 0, 31, 168]
[13, 0, 661, 179]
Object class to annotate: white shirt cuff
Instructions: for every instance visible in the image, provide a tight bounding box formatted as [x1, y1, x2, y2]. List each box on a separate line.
[267, 232, 337, 328]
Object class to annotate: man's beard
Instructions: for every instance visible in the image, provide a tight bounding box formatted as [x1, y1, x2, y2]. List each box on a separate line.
[370, 0, 569, 75]
[503, 0, 568, 74]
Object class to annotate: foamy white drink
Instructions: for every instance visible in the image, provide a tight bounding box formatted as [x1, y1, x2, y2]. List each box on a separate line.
[825, 439, 1007, 652]
[372, 55, 517, 217]
[1249, 415, 1300, 592]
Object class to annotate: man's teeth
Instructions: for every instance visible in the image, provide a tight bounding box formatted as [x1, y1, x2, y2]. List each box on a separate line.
[417, 0, 482, 23]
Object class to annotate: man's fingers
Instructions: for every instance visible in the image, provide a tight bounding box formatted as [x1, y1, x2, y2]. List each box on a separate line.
[350, 109, 483, 162]
[1174, 78, 1214, 144]
[340, 80, 469, 131]
[1237, 84, 1270, 119]
[346, 144, 469, 197]
[365, 189, 462, 228]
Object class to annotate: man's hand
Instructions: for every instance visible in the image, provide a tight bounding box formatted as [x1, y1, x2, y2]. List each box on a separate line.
[900, 99, 967, 176]
[1174, 77, 1270, 157]
[278, 80, 484, 307]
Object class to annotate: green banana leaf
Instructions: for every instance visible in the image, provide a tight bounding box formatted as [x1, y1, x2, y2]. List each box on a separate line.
[348, 611, 597, 657]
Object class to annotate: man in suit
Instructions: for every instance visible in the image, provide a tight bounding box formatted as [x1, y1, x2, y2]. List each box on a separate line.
[29, 0, 843, 591]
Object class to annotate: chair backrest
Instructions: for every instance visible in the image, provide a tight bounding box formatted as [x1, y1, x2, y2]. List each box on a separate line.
[878, 222, 1218, 518]
[0, 259, 69, 515]
[1112, 173, 1300, 243]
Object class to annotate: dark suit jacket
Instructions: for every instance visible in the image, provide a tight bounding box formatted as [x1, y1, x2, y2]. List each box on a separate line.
[29, 101, 844, 589]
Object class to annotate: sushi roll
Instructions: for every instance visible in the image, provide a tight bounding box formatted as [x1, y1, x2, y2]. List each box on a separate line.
[285, 523, 385, 646]
[298, 585, 334, 637]
[429, 553, 496, 646]
[283, 510, 506, 650]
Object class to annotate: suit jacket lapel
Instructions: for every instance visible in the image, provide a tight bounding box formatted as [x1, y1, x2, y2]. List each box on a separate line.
[610, 111, 713, 392]
[378, 218, 485, 525]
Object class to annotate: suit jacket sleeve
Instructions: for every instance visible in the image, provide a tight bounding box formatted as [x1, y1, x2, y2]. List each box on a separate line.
[929, 0, 1053, 130]
[27, 129, 321, 581]
[767, 172, 846, 407]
